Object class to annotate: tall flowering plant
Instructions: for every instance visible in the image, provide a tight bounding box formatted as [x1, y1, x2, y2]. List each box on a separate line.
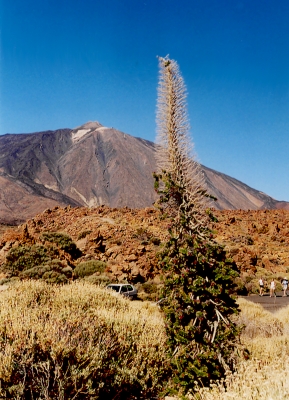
[154, 56, 242, 391]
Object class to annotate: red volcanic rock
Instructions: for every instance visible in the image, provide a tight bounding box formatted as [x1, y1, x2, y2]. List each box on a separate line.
[0, 206, 288, 289]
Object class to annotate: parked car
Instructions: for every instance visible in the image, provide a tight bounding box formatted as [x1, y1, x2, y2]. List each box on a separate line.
[106, 284, 137, 300]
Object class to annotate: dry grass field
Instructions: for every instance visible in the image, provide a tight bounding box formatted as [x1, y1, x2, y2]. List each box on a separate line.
[0, 281, 169, 399]
[195, 298, 289, 400]
[0, 281, 288, 399]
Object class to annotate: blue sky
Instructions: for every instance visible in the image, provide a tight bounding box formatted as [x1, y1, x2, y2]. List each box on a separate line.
[1, 0, 289, 201]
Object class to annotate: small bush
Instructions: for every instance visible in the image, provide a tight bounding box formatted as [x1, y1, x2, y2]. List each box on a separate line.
[84, 274, 110, 285]
[77, 230, 92, 240]
[20, 259, 72, 284]
[21, 264, 52, 279]
[234, 277, 248, 295]
[74, 260, 107, 278]
[132, 227, 151, 242]
[61, 266, 73, 277]
[142, 281, 159, 294]
[5, 245, 53, 275]
[138, 282, 163, 302]
[41, 232, 82, 259]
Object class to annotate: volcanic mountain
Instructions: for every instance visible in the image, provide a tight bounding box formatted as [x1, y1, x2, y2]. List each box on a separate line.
[0, 121, 288, 224]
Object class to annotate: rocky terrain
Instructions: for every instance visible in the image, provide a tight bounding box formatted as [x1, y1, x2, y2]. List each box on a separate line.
[1, 121, 288, 224]
[0, 205, 288, 295]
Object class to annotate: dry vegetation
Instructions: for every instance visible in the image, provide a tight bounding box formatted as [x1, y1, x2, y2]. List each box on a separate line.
[0, 209, 289, 398]
[195, 299, 289, 400]
[0, 281, 169, 399]
[0, 280, 288, 398]
[1, 207, 289, 297]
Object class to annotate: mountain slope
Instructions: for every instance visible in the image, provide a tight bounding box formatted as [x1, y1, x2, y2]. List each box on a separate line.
[0, 121, 288, 224]
[202, 166, 289, 211]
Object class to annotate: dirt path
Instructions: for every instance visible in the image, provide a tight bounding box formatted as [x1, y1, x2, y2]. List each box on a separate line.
[240, 291, 289, 313]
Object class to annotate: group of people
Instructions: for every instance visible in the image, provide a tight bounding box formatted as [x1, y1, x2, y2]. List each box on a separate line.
[259, 277, 289, 297]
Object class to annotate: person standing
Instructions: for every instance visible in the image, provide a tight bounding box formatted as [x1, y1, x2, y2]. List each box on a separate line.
[270, 279, 276, 298]
[281, 277, 288, 297]
[259, 277, 264, 296]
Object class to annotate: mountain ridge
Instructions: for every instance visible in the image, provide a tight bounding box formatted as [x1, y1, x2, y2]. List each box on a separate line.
[0, 121, 288, 224]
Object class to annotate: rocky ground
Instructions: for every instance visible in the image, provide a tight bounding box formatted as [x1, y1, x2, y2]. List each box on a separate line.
[0, 206, 288, 295]
[213, 209, 289, 293]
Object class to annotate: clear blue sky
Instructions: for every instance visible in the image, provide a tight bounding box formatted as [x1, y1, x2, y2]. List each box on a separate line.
[1, 0, 289, 201]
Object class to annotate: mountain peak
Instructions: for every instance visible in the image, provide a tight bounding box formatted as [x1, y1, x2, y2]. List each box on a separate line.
[71, 121, 103, 143]
[79, 121, 103, 130]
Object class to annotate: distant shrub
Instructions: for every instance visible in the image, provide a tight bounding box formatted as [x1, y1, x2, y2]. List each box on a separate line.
[138, 281, 163, 302]
[77, 230, 92, 240]
[234, 277, 248, 295]
[74, 260, 107, 278]
[42, 271, 68, 284]
[41, 232, 82, 259]
[61, 266, 73, 277]
[142, 281, 159, 294]
[84, 274, 110, 285]
[132, 227, 151, 243]
[20, 259, 72, 284]
[5, 245, 53, 275]
[21, 264, 52, 280]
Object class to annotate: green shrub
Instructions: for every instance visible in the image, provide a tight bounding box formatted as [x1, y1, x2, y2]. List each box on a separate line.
[77, 230, 92, 240]
[20, 259, 72, 284]
[74, 260, 107, 278]
[234, 277, 249, 295]
[142, 281, 159, 294]
[84, 274, 110, 285]
[21, 264, 52, 279]
[5, 245, 53, 275]
[41, 232, 82, 259]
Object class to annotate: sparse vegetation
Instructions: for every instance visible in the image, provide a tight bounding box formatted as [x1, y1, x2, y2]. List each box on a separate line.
[3, 232, 82, 284]
[5, 244, 54, 275]
[41, 231, 82, 258]
[20, 258, 72, 284]
[195, 299, 289, 400]
[77, 229, 92, 240]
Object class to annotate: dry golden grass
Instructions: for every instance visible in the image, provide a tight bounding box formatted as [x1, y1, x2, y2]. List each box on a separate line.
[195, 359, 289, 400]
[0, 281, 170, 399]
[2, 282, 289, 399]
[194, 298, 289, 400]
[234, 297, 284, 338]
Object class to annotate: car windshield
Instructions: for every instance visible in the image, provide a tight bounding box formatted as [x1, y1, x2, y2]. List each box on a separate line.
[127, 285, 133, 291]
[108, 285, 120, 292]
